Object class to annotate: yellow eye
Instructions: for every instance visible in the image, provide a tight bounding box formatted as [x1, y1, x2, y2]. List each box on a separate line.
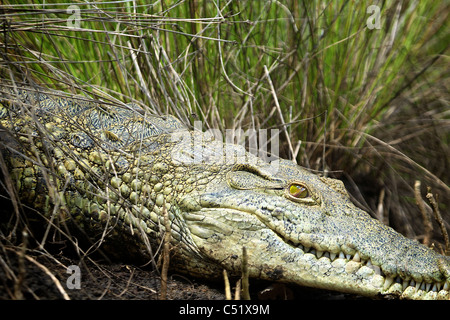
[289, 184, 309, 199]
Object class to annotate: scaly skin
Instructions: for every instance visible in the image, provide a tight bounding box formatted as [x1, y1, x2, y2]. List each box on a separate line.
[0, 85, 449, 299]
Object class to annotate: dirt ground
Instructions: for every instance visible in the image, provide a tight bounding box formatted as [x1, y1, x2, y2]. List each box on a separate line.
[0, 246, 223, 300]
[0, 244, 368, 300]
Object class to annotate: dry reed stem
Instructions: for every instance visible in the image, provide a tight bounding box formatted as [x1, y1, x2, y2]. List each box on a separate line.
[264, 65, 295, 162]
[23, 253, 70, 300]
[426, 188, 450, 255]
[414, 180, 433, 246]
[234, 279, 241, 300]
[160, 201, 171, 300]
[223, 269, 231, 300]
[241, 246, 250, 300]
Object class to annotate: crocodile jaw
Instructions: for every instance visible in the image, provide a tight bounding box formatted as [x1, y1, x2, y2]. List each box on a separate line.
[184, 206, 449, 300]
[185, 207, 384, 297]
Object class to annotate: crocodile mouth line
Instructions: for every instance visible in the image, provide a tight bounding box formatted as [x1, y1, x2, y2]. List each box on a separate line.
[208, 205, 449, 298]
[284, 238, 449, 297]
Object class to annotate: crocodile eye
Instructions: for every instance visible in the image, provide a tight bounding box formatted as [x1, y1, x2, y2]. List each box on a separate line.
[285, 182, 317, 204]
[288, 184, 309, 199]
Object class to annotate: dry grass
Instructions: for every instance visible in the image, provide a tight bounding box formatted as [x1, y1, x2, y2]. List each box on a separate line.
[0, 0, 448, 299]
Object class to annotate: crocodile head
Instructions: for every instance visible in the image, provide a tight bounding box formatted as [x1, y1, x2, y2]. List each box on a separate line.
[175, 145, 450, 300]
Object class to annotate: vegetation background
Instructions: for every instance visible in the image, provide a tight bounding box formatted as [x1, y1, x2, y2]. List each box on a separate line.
[0, 0, 448, 299]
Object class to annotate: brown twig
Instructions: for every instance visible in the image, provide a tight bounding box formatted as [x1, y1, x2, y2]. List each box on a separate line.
[426, 188, 450, 255]
[414, 180, 433, 246]
[223, 269, 231, 300]
[234, 279, 241, 300]
[160, 201, 171, 300]
[23, 253, 70, 300]
[13, 231, 27, 300]
[241, 246, 250, 300]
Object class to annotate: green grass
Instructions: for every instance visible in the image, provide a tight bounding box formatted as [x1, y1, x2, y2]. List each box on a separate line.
[1, 0, 449, 244]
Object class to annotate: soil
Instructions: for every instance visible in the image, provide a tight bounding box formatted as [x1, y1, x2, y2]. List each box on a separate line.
[0, 246, 224, 300]
[0, 244, 367, 300]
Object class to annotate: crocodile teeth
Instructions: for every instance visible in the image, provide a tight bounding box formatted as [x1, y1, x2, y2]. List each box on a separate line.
[371, 265, 382, 276]
[402, 280, 409, 291]
[384, 276, 394, 290]
[415, 281, 422, 291]
[285, 239, 448, 295]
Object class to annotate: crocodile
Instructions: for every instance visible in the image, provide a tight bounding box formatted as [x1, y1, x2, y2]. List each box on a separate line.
[0, 84, 448, 300]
